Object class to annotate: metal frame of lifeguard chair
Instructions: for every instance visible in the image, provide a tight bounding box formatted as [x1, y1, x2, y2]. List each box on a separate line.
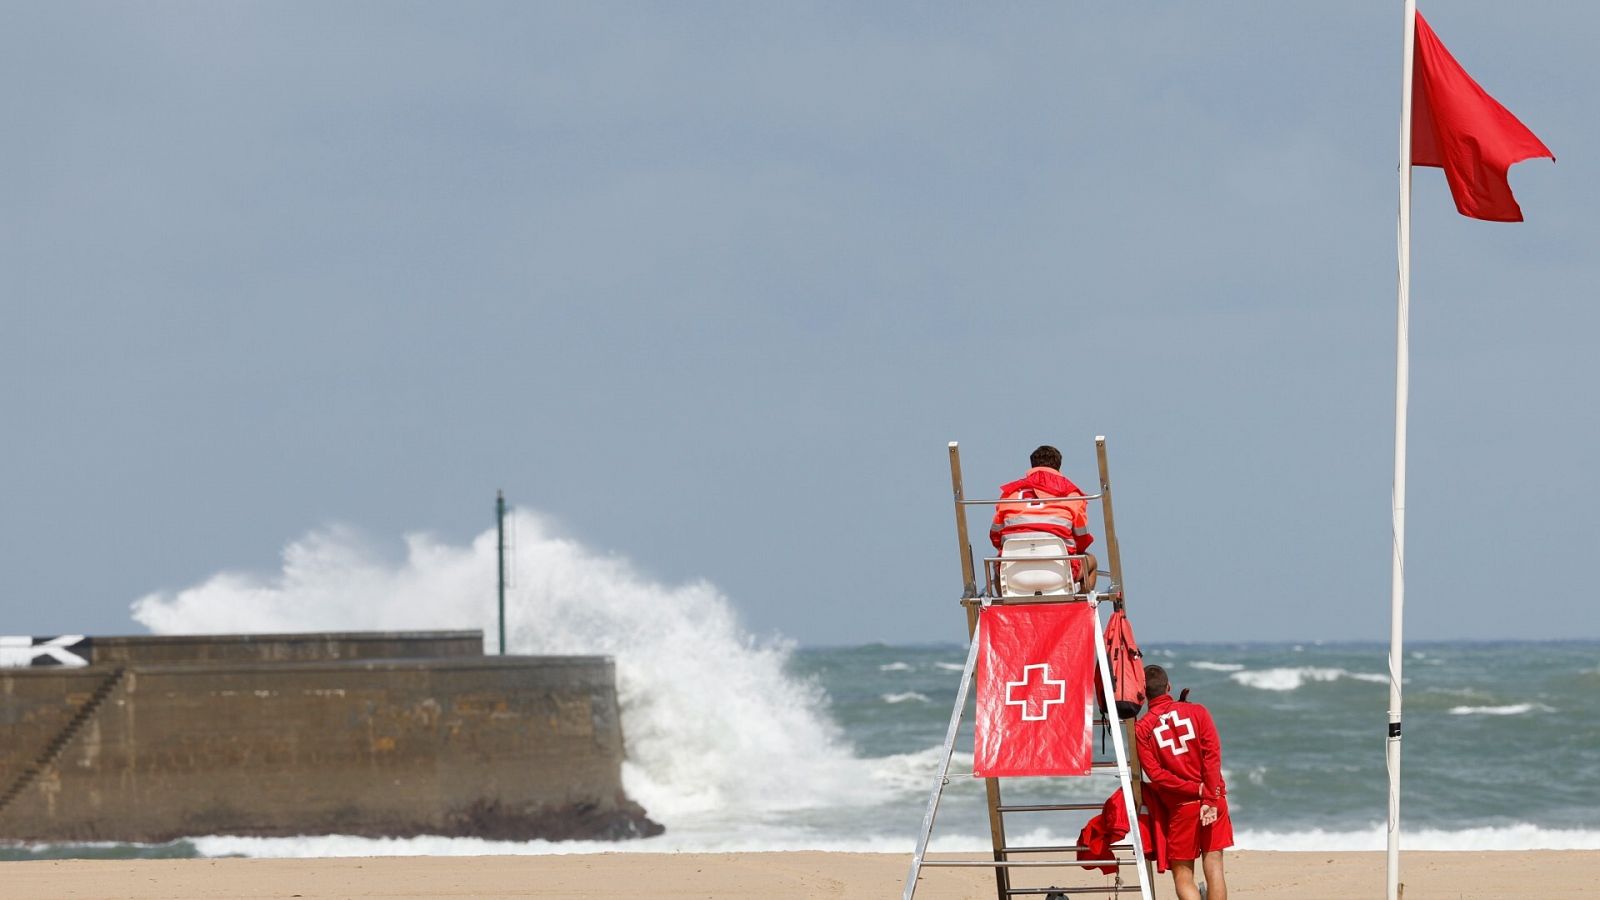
[903, 436, 1154, 900]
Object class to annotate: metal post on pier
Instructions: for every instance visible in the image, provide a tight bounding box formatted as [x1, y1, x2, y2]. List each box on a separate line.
[497, 489, 507, 655]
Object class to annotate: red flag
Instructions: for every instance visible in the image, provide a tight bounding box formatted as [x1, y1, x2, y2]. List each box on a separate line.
[1412, 12, 1553, 222]
[973, 603, 1095, 778]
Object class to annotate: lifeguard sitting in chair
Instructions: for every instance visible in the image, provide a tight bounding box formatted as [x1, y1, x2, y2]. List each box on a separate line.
[990, 444, 1097, 596]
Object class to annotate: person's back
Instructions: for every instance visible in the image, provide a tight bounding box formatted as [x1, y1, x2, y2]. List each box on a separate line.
[1135, 688, 1224, 809]
[990, 444, 1096, 588]
[1135, 665, 1231, 900]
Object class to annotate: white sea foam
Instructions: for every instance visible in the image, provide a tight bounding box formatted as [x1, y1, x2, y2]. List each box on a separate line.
[131, 512, 879, 824]
[1189, 661, 1244, 672]
[1230, 667, 1389, 691]
[881, 691, 930, 704]
[879, 661, 913, 672]
[1233, 823, 1600, 852]
[863, 744, 977, 794]
[934, 662, 965, 672]
[1448, 703, 1557, 716]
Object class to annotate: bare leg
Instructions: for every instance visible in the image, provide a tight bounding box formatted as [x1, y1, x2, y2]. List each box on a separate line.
[1201, 850, 1228, 900]
[1080, 552, 1099, 590]
[1170, 859, 1202, 900]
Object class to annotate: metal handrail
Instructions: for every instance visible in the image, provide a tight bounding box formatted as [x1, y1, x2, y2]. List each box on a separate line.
[982, 554, 1089, 563]
[959, 595, 1121, 608]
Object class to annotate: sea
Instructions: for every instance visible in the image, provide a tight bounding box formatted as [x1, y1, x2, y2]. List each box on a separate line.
[5, 514, 1598, 860]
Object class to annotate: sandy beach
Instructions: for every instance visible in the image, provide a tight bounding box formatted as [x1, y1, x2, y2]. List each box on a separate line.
[4, 850, 1596, 899]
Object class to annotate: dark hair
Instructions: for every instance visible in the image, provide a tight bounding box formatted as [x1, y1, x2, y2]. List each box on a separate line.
[1029, 445, 1063, 470]
[1145, 664, 1170, 698]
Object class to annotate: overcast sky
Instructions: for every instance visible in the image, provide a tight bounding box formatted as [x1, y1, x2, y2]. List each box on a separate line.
[3, 2, 1594, 646]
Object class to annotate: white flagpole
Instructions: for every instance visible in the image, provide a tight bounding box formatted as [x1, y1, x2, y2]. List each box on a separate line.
[1387, 2, 1416, 899]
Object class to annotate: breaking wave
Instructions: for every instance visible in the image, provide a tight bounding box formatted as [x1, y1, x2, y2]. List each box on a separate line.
[881, 691, 930, 704]
[1189, 661, 1244, 672]
[1448, 703, 1557, 716]
[130, 512, 879, 824]
[1229, 667, 1389, 692]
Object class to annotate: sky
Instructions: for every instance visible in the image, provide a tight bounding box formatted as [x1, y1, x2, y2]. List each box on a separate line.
[2, 2, 1595, 647]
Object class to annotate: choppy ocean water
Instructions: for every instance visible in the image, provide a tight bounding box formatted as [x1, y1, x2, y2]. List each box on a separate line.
[4, 516, 1597, 859]
[793, 639, 1600, 850]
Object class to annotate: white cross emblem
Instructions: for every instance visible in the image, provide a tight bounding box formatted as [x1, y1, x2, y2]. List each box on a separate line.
[1152, 710, 1197, 756]
[1005, 663, 1067, 722]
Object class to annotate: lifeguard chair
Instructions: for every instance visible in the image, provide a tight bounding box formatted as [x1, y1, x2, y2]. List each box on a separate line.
[903, 436, 1153, 900]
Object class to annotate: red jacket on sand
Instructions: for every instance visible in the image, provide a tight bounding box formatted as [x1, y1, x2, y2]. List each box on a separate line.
[989, 467, 1094, 558]
[1076, 787, 1172, 874]
[1134, 692, 1227, 807]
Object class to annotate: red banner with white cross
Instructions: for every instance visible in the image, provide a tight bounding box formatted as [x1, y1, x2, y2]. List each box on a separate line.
[973, 603, 1095, 777]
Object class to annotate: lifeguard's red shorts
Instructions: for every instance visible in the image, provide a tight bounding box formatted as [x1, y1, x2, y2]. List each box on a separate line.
[1166, 797, 1234, 860]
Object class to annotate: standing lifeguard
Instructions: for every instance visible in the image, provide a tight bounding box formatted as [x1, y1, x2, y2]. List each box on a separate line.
[1135, 664, 1233, 900]
[990, 445, 1097, 589]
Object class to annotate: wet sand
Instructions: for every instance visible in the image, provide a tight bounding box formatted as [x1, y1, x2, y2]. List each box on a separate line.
[3, 850, 1595, 899]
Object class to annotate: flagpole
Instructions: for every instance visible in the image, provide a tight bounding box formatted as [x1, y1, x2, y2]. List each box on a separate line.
[1387, 2, 1416, 899]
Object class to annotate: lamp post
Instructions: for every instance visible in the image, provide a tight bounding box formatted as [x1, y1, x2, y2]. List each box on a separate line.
[496, 490, 507, 655]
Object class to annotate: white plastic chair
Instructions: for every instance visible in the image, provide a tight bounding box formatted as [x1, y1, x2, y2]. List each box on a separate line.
[998, 533, 1076, 597]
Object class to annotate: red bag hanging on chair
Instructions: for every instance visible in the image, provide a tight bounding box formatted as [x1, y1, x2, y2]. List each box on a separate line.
[1095, 607, 1146, 720]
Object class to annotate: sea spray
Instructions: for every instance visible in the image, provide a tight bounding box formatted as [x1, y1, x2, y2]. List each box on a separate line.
[131, 511, 877, 827]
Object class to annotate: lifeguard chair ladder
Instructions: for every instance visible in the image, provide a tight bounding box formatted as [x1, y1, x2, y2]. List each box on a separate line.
[903, 437, 1154, 900]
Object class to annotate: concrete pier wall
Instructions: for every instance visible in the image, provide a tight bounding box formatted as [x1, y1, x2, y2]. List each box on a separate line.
[0, 632, 659, 843]
[84, 630, 484, 666]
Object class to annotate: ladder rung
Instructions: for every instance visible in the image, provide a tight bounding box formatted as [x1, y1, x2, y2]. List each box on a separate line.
[1005, 887, 1144, 896]
[918, 859, 1128, 869]
[1002, 844, 1098, 853]
[997, 803, 1103, 813]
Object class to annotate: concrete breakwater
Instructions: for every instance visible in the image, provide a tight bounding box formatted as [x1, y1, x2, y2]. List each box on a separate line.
[0, 631, 662, 843]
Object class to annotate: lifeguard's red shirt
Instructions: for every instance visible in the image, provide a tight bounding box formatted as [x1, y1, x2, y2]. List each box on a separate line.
[1134, 693, 1226, 806]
